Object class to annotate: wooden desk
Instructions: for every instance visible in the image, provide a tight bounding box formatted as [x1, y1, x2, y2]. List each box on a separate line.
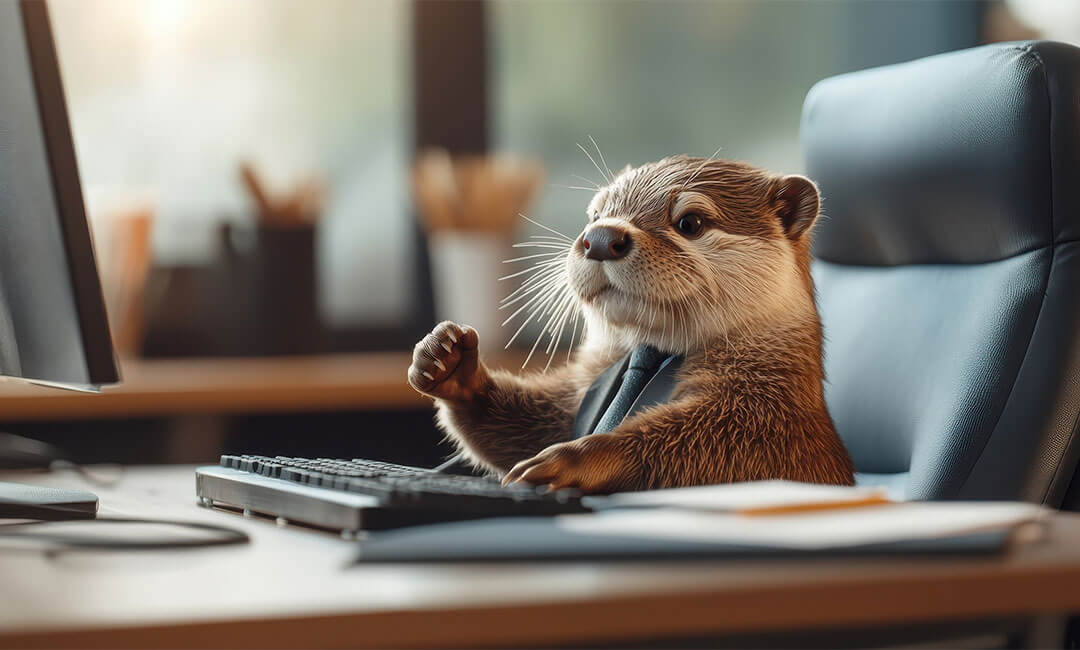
[0, 352, 537, 422]
[2, 466, 1080, 649]
[0, 354, 429, 421]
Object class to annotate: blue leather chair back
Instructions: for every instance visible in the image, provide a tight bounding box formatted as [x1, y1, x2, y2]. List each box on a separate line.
[802, 41, 1080, 503]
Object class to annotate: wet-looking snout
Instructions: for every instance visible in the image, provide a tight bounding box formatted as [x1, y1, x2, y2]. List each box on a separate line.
[582, 224, 632, 261]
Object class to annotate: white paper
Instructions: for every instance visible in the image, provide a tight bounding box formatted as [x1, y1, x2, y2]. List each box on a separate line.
[559, 501, 1046, 550]
[594, 480, 890, 512]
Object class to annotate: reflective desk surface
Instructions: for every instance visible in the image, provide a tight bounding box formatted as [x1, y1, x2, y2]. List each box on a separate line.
[2, 465, 1080, 649]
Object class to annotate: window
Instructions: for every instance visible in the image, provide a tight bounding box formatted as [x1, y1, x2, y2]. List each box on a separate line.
[49, 0, 414, 329]
[493, 0, 979, 240]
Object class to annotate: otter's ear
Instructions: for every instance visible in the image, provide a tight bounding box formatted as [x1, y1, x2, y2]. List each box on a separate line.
[772, 175, 820, 241]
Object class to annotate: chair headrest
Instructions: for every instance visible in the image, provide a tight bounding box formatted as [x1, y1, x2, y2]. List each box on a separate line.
[802, 41, 1080, 267]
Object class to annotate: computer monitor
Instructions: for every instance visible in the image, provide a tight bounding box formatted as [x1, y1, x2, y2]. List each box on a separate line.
[0, 0, 120, 520]
[0, 0, 118, 391]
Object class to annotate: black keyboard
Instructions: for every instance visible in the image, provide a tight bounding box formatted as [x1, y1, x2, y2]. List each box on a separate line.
[195, 455, 589, 534]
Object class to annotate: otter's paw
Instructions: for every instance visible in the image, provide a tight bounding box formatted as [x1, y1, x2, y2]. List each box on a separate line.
[408, 321, 490, 403]
[503, 435, 642, 494]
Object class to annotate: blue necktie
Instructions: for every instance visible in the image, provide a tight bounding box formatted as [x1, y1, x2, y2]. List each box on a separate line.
[591, 345, 672, 434]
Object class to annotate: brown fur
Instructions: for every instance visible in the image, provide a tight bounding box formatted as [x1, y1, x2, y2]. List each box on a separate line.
[409, 155, 855, 493]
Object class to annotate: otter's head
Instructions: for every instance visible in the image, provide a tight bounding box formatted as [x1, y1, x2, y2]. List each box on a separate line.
[566, 155, 821, 353]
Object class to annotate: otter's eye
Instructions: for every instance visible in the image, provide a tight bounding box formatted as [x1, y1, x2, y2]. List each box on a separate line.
[675, 213, 703, 237]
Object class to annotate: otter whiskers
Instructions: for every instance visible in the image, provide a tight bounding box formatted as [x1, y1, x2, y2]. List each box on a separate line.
[577, 138, 613, 185]
[499, 263, 565, 321]
[498, 216, 580, 370]
[571, 174, 602, 190]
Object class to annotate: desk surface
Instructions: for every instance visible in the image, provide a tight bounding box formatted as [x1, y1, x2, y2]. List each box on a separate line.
[0, 352, 538, 421]
[0, 353, 430, 421]
[2, 466, 1080, 649]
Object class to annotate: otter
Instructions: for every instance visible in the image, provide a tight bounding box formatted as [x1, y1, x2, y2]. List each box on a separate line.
[407, 155, 855, 493]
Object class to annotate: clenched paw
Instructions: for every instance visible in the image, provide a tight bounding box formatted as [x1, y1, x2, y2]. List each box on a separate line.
[502, 435, 643, 494]
[407, 321, 491, 403]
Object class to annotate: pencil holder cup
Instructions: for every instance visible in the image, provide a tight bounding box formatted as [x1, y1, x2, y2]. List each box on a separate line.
[427, 231, 511, 355]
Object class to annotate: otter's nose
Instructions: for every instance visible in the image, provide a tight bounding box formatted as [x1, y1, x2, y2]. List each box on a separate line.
[582, 225, 632, 261]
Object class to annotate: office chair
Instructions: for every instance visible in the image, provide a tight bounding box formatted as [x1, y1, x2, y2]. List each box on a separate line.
[802, 41, 1080, 504]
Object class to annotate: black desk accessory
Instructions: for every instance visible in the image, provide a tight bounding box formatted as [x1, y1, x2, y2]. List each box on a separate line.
[0, 481, 97, 521]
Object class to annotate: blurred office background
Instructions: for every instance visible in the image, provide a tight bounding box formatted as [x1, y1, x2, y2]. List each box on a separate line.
[1, 0, 1065, 466]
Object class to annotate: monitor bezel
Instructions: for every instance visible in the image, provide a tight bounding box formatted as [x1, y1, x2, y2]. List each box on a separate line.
[17, 0, 119, 388]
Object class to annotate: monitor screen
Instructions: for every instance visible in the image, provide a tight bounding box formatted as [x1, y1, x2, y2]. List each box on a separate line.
[0, 0, 118, 390]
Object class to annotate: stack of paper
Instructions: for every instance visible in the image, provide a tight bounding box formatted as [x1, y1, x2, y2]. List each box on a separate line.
[571, 481, 1045, 550]
[594, 480, 893, 514]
